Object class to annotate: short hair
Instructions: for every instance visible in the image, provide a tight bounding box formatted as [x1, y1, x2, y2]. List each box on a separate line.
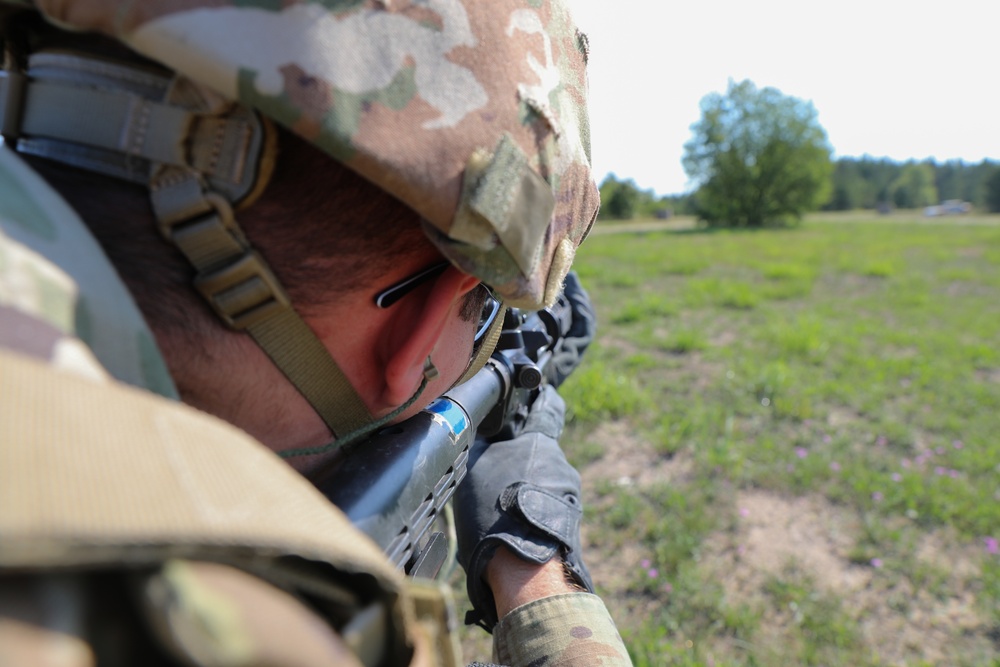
[30, 127, 428, 337]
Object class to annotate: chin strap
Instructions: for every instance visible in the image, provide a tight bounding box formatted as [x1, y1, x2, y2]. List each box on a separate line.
[0, 49, 374, 438]
[150, 171, 374, 438]
[279, 357, 439, 458]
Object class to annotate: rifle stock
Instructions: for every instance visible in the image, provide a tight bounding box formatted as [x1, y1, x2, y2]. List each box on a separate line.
[314, 295, 575, 578]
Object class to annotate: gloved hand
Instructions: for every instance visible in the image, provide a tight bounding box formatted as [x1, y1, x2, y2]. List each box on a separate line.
[454, 385, 593, 631]
[547, 271, 596, 388]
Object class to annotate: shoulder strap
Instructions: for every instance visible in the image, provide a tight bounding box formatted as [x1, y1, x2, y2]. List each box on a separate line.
[1, 47, 375, 439]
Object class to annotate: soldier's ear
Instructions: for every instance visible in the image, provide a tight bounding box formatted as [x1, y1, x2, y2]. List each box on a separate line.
[380, 265, 479, 407]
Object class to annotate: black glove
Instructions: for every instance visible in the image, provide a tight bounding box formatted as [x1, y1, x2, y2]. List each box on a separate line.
[547, 272, 596, 388]
[453, 385, 593, 631]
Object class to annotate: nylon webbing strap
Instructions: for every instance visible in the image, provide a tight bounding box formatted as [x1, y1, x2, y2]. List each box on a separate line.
[0, 48, 374, 440]
[152, 176, 372, 438]
[20, 82, 193, 165]
[246, 309, 372, 435]
[3, 52, 272, 202]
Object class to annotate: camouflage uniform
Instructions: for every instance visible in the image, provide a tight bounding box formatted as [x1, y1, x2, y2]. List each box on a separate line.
[0, 0, 632, 664]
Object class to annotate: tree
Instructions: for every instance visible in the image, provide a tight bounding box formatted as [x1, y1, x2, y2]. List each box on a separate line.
[598, 175, 640, 220]
[683, 79, 833, 227]
[985, 166, 1000, 213]
[825, 156, 900, 210]
[598, 174, 671, 220]
[890, 162, 938, 209]
[825, 159, 865, 210]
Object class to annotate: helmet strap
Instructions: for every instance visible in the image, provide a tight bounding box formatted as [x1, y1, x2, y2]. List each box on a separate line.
[0, 48, 375, 438]
[279, 356, 439, 458]
[150, 168, 374, 438]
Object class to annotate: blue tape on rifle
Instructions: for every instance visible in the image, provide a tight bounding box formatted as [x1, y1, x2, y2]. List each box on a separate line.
[425, 398, 468, 438]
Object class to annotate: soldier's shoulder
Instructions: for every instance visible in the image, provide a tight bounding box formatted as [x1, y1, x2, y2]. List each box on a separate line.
[0, 146, 177, 395]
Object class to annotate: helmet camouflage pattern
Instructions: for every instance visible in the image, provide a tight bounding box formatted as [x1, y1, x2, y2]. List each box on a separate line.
[31, 0, 599, 309]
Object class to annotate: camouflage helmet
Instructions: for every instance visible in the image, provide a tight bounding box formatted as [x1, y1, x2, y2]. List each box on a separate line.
[24, 0, 600, 309]
[0, 0, 599, 440]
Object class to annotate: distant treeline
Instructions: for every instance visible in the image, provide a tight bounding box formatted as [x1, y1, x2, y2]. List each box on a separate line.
[599, 157, 1000, 220]
[824, 157, 999, 211]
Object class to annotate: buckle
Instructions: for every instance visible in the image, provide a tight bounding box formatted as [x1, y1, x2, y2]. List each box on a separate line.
[194, 250, 291, 330]
[158, 191, 243, 242]
[0, 69, 27, 140]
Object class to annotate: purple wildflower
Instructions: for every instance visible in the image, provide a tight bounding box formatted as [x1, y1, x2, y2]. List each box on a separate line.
[891, 473, 903, 482]
[641, 559, 651, 569]
[953, 440, 964, 450]
[795, 447, 808, 459]
[872, 492, 884, 502]
[870, 558, 883, 568]
[876, 435, 888, 446]
[823, 434, 832, 444]
[985, 537, 999, 555]
[830, 461, 841, 472]
[647, 568, 659, 579]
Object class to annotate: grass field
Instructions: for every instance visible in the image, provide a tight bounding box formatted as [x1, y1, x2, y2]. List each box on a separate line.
[543, 212, 1000, 665]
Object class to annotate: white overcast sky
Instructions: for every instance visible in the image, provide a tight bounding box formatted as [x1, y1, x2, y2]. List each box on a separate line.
[568, 0, 999, 196]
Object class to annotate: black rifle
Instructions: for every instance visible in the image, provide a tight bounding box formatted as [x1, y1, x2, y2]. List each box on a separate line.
[313, 293, 575, 579]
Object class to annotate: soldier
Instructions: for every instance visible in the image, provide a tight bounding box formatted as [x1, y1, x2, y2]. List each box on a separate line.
[0, 1, 631, 665]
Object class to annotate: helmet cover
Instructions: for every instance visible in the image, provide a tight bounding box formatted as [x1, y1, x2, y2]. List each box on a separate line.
[33, 0, 600, 309]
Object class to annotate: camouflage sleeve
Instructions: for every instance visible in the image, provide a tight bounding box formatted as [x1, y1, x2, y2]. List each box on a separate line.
[491, 593, 632, 666]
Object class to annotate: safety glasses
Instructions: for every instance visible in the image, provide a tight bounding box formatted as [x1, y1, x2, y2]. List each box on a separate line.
[374, 261, 505, 385]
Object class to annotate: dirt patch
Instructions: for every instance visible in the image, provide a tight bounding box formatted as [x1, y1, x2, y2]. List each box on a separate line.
[851, 528, 992, 665]
[700, 490, 995, 665]
[957, 246, 985, 258]
[975, 367, 1000, 384]
[601, 334, 641, 357]
[577, 420, 695, 625]
[687, 356, 725, 393]
[826, 406, 863, 429]
[704, 491, 868, 597]
[579, 420, 693, 491]
[710, 328, 738, 348]
[580, 527, 666, 635]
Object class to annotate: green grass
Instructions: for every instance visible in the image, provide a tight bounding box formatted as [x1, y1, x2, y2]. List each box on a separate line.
[559, 354, 649, 423]
[552, 214, 1000, 665]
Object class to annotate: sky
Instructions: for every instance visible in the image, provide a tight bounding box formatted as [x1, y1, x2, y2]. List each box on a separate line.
[568, 0, 1000, 196]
